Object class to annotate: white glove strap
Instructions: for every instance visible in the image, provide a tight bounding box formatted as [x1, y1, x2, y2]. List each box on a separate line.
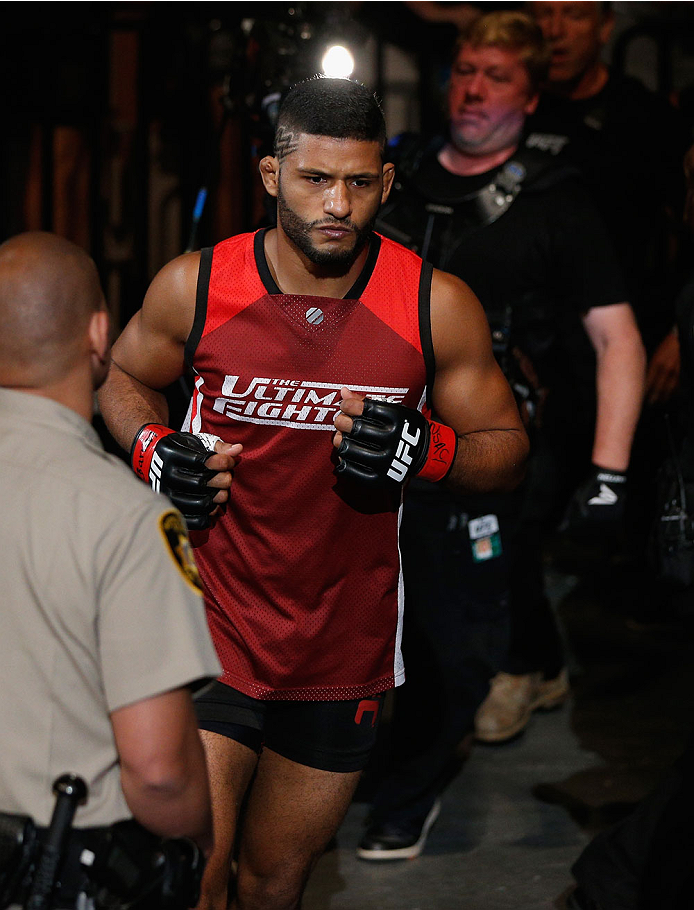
[193, 432, 223, 453]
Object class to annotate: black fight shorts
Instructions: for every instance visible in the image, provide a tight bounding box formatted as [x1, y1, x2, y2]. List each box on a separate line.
[194, 682, 386, 773]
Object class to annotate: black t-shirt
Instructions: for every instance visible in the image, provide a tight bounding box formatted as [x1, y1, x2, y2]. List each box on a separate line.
[525, 72, 689, 348]
[377, 144, 626, 425]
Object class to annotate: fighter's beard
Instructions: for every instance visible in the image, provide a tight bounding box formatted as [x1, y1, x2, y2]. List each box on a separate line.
[277, 189, 374, 270]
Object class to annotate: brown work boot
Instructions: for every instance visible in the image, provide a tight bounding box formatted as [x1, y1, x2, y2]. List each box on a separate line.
[474, 669, 569, 743]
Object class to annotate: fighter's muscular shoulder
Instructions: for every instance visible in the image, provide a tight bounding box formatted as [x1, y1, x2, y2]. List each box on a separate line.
[427, 267, 523, 439]
[429, 268, 495, 370]
[112, 251, 201, 388]
[138, 251, 201, 345]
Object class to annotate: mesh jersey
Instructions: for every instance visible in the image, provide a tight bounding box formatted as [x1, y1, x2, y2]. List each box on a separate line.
[183, 229, 434, 700]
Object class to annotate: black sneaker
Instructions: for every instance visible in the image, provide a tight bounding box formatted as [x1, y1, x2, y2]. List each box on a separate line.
[356, 799, 441, 861]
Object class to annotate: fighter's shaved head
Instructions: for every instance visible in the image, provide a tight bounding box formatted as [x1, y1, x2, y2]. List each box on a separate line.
[0, 232, 105, 388]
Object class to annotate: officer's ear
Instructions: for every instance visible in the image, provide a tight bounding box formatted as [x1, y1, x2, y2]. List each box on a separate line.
[260, 156, 280, 198]
[88, 305, 111, 384]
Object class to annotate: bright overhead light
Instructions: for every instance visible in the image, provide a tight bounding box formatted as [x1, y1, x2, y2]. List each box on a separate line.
[321, 45, 354, 79]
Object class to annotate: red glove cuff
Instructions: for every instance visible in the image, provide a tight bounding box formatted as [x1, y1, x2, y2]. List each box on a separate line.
[417, 420, 458, 482]
[131, 424, 174, 482]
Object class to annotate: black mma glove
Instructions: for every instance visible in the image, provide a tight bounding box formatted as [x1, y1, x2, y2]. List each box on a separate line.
[559, 465, 627, 539]
[335, 398, 458, 490]
[131, 424, 223, 530]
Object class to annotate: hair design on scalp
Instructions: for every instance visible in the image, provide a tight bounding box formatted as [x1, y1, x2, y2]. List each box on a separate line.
[456, 10, 551, 93]
[274, 125, 301, 162]
[273, 76, 387, 161]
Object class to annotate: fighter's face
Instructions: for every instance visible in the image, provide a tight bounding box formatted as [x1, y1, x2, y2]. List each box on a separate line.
[268, 134, 393, 267]
[448, 44, 538, 156]
[530, 2, 612, 84]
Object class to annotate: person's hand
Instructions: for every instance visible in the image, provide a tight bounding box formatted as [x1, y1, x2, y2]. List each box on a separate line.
[202, 438, 243, 513]
[131, 425, 242, 530]
[558, 466, 627, 540]
[332, 387, 365, 451]
[332, 387, 456, 488]
[645, 330, 680, 405]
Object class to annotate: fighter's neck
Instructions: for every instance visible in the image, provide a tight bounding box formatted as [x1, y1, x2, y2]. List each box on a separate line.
[263, 228, 370, 298]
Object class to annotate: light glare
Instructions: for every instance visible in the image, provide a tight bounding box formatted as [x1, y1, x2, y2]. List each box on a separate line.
[322, 45, 354, 79]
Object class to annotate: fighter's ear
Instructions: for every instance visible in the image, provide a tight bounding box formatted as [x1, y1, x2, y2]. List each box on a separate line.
[381, 162, 395, 204]
[260, 156, 280, 198]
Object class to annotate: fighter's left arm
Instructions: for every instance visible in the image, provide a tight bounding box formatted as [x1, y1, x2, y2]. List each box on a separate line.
[425, 268, 529, 493]
[333, 270, 529, 494]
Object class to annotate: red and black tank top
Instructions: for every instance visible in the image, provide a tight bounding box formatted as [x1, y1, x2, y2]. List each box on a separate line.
[183, 229, 434, 700]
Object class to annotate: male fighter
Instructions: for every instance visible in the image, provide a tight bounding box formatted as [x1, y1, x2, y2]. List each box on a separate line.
[98, 77, 529, 910]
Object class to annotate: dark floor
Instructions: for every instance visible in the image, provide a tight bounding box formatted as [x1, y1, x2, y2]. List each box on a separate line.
[303, 540, 694, 909]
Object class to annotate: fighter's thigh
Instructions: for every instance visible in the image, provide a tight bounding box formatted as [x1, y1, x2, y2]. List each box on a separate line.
[200, 729, 259, 852]
[239, 747, 361, 880]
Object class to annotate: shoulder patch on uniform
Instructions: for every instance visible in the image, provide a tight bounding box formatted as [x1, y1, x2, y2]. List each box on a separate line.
[158, 510, 203, 593]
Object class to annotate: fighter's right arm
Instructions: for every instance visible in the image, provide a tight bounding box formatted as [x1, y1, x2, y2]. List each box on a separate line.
[98, 253, 240, 526]
[98, 251, 200, 448]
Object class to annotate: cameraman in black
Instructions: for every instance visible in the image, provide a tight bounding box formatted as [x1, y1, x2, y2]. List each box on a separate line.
[358, 9, 645, 860]
[0, 233, 224, 908]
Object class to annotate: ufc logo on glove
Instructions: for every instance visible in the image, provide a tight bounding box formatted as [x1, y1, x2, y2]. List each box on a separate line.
[336, 398, 457, 491]
[387, 422, 422, 483]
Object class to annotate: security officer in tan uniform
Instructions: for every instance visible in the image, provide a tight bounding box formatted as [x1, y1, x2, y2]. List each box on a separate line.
[0, 232, 235, 909]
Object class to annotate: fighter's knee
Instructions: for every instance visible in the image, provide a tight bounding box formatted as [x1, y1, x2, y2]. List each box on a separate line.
[234, 865, 306, 910]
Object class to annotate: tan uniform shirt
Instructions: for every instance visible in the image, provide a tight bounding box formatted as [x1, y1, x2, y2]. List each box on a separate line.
[0, 389, 221, 827]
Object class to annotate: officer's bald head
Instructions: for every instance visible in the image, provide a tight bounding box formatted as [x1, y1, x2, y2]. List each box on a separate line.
[0, 232, 106, 388]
